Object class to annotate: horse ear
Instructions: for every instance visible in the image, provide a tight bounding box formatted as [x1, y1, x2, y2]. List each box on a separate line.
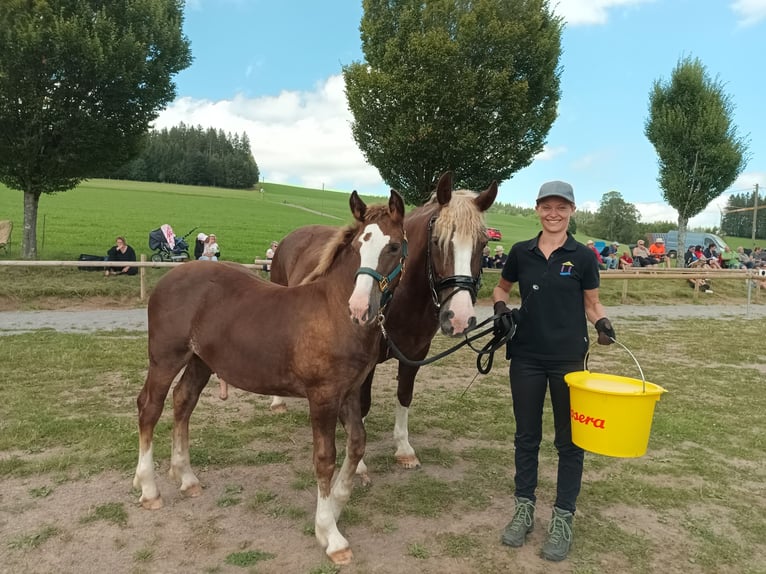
[435, 171, 453, 206]
[474, 180, 498, 212]
[388, 189, 405, 222]
[349, 190, 367, 222]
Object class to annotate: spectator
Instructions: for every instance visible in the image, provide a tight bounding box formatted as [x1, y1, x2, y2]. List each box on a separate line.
[604, 241, 620, 270]
[684, 245, 707, 268]
[194, 232, 208, 260]
[199, 234, 220, 261]
[632, 239, 657, 267]
[752, 246, 766, 268]
[702, 244, 722, 268]
[586, 240, 606, 269]
[618, 251, 634, 270]
[493, 245, 507, 268]
[648, 237, 670, 268]
[263, 240, 279, 272]
[721, 245, 744, 269]
[481, 246, 493, 269]
[105, 236, 137, 276]
[736, 246, 755, 269]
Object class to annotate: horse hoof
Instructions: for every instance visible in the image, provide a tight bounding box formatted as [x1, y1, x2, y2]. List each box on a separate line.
[182, 483, 203, 498]
[328, 547, 354, 565]
[396, 455, 421, 470]
[357, 472, 372, 487]
[270, 403, 288, 414]
[140, 496, 163, 510]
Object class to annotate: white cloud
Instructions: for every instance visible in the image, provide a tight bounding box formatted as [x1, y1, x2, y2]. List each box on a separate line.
[731, 0, 766, 26]
[154, 75, 383, 192]
[534, 145, 568, 161]
[551, 0, 654, 26]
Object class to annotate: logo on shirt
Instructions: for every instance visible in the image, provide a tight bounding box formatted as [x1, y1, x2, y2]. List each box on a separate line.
[560, 261, 575, 276]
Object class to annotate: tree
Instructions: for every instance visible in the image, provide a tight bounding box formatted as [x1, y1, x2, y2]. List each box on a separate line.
[0, 0, 192, 259]
[344, 0, 563, 205]
[644, 56, 748, 256]
[592, 191, 640, 245]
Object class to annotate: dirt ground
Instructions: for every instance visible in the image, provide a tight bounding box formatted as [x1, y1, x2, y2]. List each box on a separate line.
[1, 303, 762, 573]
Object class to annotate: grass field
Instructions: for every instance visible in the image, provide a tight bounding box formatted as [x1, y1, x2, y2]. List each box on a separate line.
[0, 318, 764, 573]
[1, 179, 762, 263]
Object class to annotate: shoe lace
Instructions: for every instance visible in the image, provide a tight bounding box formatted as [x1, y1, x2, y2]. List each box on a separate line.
[512, 501, 534, 529]
[547, 513, 572, 545]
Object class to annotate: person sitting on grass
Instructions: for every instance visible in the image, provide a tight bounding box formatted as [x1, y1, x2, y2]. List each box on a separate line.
[648, 237, 670, 268]
[618, 251, 634, 270]
[105, 236, 137, 276]
[721, 245, 744, 269]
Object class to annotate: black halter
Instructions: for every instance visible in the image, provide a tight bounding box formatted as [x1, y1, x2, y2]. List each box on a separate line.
[426, 215, 482, 309]
[355, 235, 408, 310]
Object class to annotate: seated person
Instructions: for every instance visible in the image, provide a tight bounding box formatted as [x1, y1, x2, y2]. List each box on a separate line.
[587, 240, 607, 269]
[493, 245, 507, 268]
[648, 237, 670, 267]
[632, 239, 658, 267]
[481, 246, 492, 269]
[263, 240, 279, 271]
[199, 234, 220, 261]
[752, 246, 766, 268]
[684, 245, 708, 268]
[720, 245, 743, 269]
[736, 246, 755, 269]
[194, 232, 208, 260]
[703, 244, 722, 269]
[618, 251, 634, 270]
[105, 236, 137, 276]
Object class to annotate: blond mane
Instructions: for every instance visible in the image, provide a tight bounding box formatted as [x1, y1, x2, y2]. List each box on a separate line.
[300, 204, 392, 285]
[429, 189, 487, 254]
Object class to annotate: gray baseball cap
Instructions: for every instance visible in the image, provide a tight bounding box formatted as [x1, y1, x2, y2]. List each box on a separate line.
[536, 180, 575, 204]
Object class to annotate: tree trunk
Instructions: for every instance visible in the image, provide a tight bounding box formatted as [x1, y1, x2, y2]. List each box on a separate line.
[22, 189, 41, 260]
[677, 217, 689, 268]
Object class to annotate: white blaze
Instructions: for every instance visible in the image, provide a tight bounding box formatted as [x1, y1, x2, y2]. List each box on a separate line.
[348, 223, 390, 323]
[447, 233, 476, 334]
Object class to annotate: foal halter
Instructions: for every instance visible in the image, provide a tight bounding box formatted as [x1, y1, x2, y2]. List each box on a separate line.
[426, 215, 482, 309]
[355, 235, 408, 309]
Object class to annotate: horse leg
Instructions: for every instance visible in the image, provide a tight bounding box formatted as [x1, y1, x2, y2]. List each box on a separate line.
[334, 390, 367, 513]
[394, 361, 422, 469]
[169, 355, 212, 497]
[354, 369, 375, 484]
[134, 360, 186, 509]
[269, 395, 288, 413]
[308, 397, 352, 565]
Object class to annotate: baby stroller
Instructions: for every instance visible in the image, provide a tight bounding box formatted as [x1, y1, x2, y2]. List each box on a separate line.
[148, 224, 197, 262]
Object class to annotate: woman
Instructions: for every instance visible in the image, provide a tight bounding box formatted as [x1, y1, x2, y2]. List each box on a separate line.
[105, 236, 137, 276]
[492, 181, 615, 562]
[199, 234, 220, 261]
[618, 250, 634, 270]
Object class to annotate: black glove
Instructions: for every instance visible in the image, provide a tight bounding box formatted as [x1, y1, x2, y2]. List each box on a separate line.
[493, 301, 519, 339]
[595, 317, 615, 345]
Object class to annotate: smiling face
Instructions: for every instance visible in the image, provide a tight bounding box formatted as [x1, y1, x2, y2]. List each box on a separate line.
[535, 197, 574, 234]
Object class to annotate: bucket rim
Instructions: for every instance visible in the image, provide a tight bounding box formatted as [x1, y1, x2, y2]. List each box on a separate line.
[565, 370, 667, 397]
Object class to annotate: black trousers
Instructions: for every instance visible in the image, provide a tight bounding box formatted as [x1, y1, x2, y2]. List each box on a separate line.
[509, 356, 584, 513]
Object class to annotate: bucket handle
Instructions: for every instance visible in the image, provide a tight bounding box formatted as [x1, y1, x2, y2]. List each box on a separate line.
[584, 338, 646, 393]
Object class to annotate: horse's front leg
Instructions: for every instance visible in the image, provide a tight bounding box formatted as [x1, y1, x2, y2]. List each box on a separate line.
[134, 365, 177, 509]
[394, 361, 422, 469]
[309, 399, 353, 565]
[169, 356, 211, 497]
[354, 368, 376, 485]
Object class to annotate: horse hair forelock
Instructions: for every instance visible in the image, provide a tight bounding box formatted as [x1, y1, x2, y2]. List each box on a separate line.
[300, 203, 392, 285]
[430, 189, 486, 255]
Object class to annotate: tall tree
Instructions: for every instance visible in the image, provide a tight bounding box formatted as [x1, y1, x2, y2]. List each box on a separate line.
[644, 56, 748, 255]
[344, 0, 563, 205]
[0, 0, 192, 258]
[592, 191, 640, 245]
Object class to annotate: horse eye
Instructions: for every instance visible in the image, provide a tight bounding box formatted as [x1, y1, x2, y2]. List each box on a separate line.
[388, 243, 400, 253]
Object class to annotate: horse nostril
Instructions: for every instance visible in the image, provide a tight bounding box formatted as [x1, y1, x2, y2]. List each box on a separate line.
[467, 316, 477, 331]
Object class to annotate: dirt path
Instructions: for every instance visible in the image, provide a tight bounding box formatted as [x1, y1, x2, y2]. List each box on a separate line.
[1, 302, 764, 335]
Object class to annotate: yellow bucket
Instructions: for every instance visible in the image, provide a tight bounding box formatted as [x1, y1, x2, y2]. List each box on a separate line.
[565, 341, 667, 458]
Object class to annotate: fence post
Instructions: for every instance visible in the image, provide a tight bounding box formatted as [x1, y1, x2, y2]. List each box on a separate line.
[140, 254, 146, 301]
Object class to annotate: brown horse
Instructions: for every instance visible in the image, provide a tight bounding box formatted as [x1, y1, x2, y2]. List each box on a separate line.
[133, 190, 406, 565]
[270, 172, 497, 472]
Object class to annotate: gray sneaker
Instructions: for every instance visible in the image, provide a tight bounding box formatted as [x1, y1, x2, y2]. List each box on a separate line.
[541, 507, 574, 561]
[501, 496, 535, 547]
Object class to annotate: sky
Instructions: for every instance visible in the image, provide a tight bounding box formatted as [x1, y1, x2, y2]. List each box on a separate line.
[155, 0, 766, 229]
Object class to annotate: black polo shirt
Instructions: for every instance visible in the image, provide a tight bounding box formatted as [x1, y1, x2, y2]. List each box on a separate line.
[501, 232, 600, 361]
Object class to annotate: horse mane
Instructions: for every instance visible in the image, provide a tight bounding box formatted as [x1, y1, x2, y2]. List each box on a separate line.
[299, 204, 392, 285]
[428, 189, 487, 255]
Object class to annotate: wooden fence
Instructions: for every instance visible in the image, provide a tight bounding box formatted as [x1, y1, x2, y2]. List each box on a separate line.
[0, 258, 762, 303]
